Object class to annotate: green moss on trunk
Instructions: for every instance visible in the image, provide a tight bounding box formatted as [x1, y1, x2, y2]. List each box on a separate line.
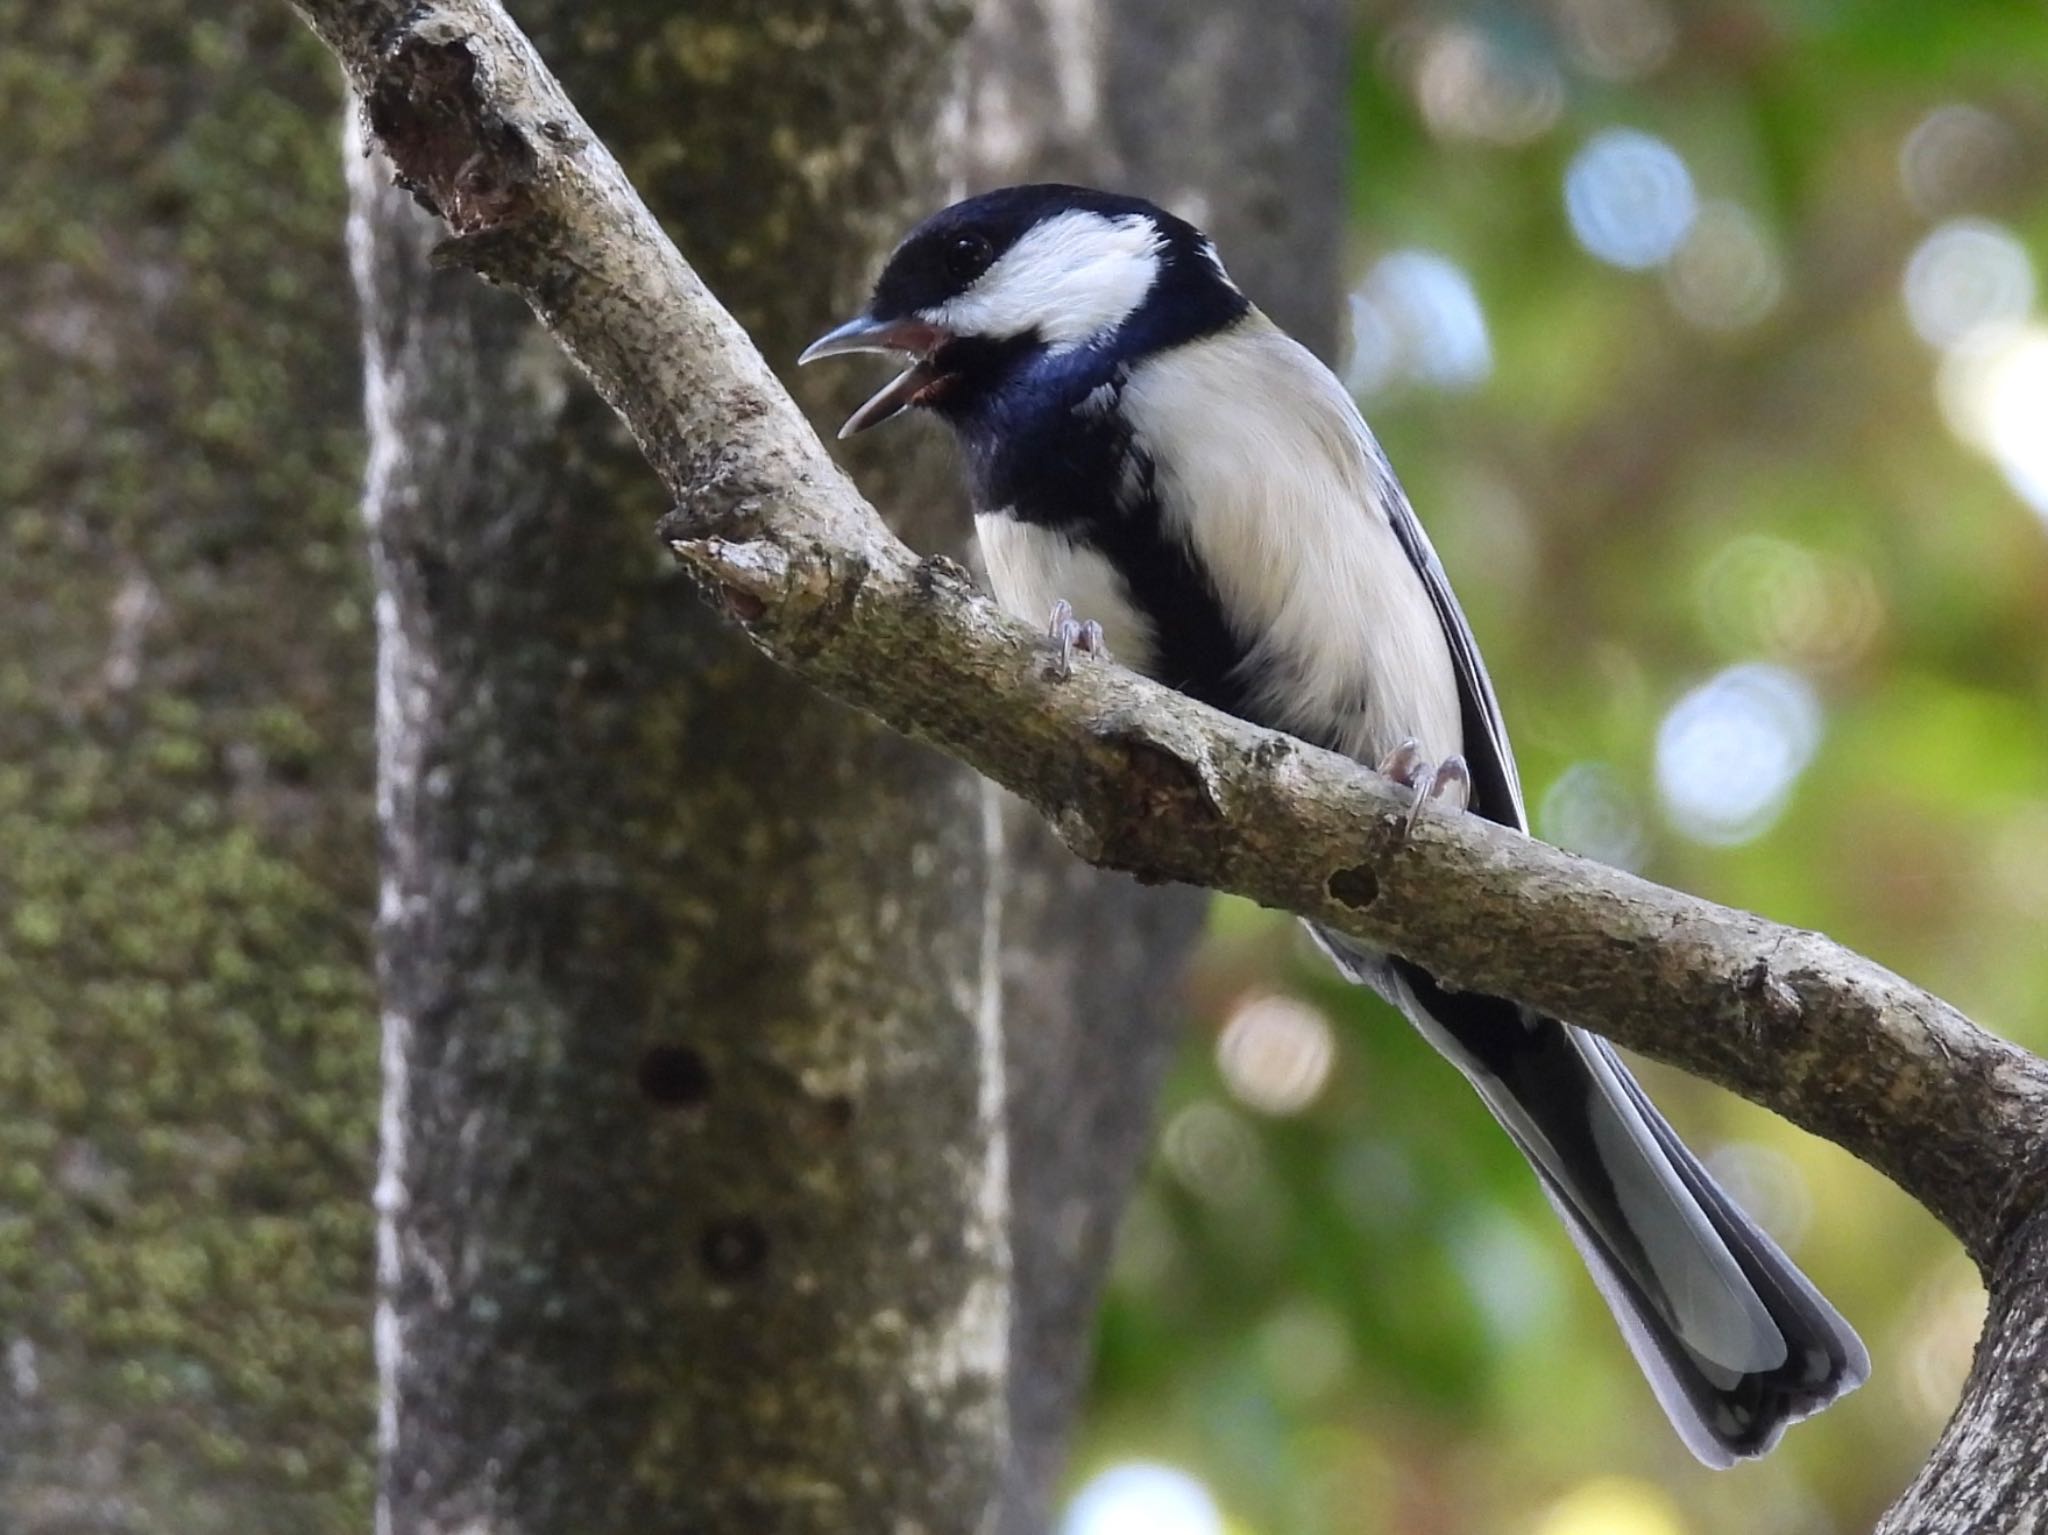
[0, 6, 376, 1530]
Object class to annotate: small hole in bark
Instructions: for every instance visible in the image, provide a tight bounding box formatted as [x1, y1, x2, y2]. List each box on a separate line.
[700, 1216, 769, 1280]
[1327, 864, 1379, 909]
[722, 586, 767, 622]
[817, 1094, 855, 1133]
[638, 1045, 711, 1107]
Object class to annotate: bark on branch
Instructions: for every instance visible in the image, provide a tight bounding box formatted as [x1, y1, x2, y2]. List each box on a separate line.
[287, 0, 2048, 1525]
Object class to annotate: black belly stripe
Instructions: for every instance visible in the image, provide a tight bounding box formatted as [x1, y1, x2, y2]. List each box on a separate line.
[1086, 504, 1258, 721]
[964, 377, 1266, 725]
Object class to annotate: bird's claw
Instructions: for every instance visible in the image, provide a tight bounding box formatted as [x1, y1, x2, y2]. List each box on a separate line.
[1047, 598, 1106, 680]
[1376, 738, 1471, 840]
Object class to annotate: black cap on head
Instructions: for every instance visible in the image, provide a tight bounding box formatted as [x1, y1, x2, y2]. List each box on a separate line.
[867, 184, 1182, 320]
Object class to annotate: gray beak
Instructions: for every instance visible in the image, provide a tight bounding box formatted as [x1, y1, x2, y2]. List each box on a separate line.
[799, 313, 950, 438]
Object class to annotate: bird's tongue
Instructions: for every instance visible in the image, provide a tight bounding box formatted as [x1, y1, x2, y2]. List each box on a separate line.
[837, 359, 940, 439]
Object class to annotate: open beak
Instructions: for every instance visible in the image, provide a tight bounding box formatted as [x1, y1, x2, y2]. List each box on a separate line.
[798, 314, 950, 438]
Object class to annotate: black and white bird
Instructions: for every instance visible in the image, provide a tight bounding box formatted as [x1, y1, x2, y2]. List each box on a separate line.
[801, 184, 1868, 1464]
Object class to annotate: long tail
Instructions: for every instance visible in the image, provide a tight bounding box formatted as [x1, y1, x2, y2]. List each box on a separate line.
[1314, 928, 1869, 1466]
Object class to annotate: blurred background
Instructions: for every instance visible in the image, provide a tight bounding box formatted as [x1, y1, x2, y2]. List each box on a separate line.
[5, 1, 2046, 1533]
[1066, 3, 2048, 1533]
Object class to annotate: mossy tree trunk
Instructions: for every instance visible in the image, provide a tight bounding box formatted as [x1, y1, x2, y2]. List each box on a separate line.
[0, 5, 377, 1532]
[0, 0, 1341, 1531]
[349, 2, 1345, 1532]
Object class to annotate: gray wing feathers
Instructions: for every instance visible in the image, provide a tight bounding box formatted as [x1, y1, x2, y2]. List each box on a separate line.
[1320, 391, 1865, 1465]
[1362, 435, 1526, 829]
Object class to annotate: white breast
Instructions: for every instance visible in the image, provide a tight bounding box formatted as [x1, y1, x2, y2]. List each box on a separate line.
[974, 514, 1159, 675]
[1119, 316, 1463, 766]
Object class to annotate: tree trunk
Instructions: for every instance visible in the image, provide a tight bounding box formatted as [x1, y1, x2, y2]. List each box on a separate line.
[347, 2, 1344, 1532]
[0, 5, 377, 1531]
[348, 3, 1005, 1530]
[1877, 1198, 2048, 1534]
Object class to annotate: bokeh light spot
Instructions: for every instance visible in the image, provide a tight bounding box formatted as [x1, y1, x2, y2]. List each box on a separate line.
[1701, 1142, 1812, 1251]
[1331, 1139, 1421, 1230]
[1538, 761, 1646, 870]
[1161, 1101, 1263, 1206]
[1216, 993, 1337, 1116]
[1986, 802, 2048, 916]
[1256, 1300, 1354, 1406]
[1900, 103, 2019, 217]
[1061, 1463, 1226, 1535]
[1452, 1210, 1564, 1344]
[1897, 1258, 1987, 1429]
[1346, 250, 1493, 395]
[1903, 219, 2035, 350]
[1938, 322, 2048, 521]
[1565, 128, 1697, 270]
[1413, 23, 1564, 146]
[1665, 200, 1784, 332]
[1655, 664, 1823, 846]
[1535, 1476, 1688, 1535]
[1694, 534, 1884, 673]
[1556, 0, 1676, 81]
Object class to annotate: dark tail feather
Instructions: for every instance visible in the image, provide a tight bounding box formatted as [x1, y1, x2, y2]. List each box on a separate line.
[1314, 928, 1868, 1465]
[1582, 1039, 1870, 1459]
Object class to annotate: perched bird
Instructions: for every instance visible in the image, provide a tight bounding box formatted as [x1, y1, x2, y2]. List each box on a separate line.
[801, 184, 1868, 1464]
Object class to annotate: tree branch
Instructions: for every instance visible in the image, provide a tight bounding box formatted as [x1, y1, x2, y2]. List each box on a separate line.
[290, 0, 2048, 1272]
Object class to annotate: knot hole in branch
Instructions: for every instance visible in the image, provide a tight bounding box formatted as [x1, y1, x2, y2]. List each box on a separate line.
[638, 1044, 711, 1108]
[365, 28, 539, 233]
[1327, 864, 1379, 910]
[1067, 732, 1223, 883]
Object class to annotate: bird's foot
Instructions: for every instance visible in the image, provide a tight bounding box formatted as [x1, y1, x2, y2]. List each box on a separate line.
[1376, 738, 1472, 840]
[1046, 598, 1106, 680]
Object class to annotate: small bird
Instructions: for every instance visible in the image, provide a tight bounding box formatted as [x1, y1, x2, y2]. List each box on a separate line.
[802, 184, 1867, 1464]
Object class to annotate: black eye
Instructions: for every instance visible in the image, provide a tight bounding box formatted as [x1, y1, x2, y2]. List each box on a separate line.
[943, 233, 994, 282]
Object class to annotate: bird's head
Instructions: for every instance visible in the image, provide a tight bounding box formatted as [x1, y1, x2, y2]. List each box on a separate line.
[800, 184, 1243, 437]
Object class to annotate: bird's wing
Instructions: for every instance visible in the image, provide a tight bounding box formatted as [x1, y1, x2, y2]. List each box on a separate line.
[1364, 434, 1528, 832]
[1323, 389, 1869, 1469]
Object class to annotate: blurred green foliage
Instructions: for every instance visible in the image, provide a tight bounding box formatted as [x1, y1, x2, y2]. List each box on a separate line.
[1076, 2, 2048, 1532]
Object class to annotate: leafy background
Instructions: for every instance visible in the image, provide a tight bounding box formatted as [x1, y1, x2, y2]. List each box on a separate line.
[1067, 2, 2048, 1533]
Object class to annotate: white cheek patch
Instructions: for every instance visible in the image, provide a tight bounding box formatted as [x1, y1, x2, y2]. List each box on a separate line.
[928, 211, 1164, 352]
